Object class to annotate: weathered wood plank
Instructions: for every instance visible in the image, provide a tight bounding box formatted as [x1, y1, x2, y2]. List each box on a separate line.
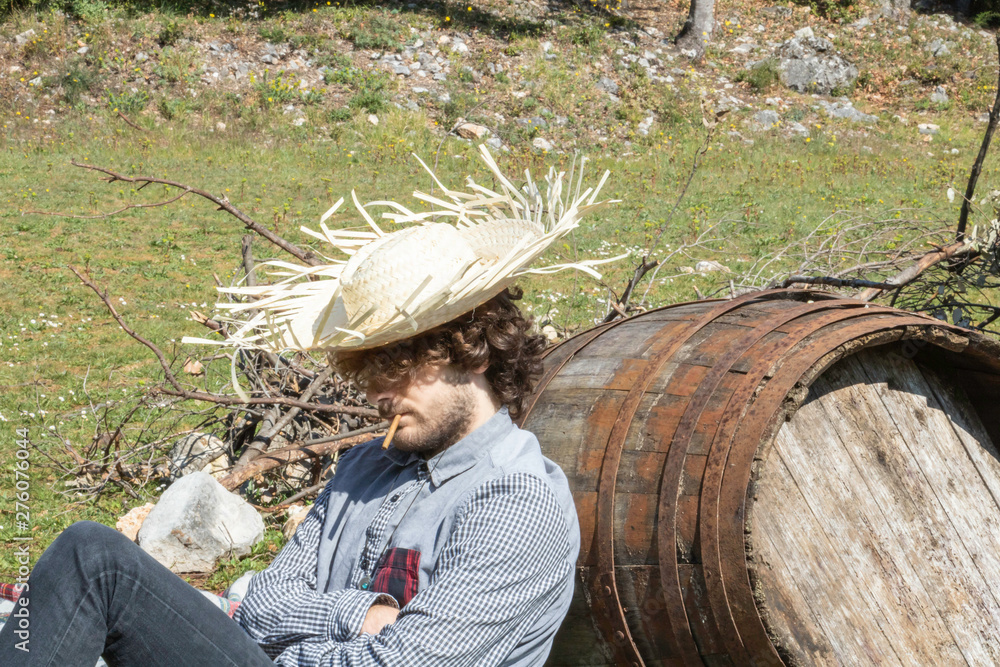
[753, 434, 904, 665]
[858, 351, 1000, 662]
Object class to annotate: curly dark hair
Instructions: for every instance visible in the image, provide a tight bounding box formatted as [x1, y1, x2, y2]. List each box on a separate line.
[330, 288, 547, 418]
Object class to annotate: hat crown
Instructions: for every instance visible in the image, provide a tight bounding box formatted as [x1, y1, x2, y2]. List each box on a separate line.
[341, 223, 478, 330]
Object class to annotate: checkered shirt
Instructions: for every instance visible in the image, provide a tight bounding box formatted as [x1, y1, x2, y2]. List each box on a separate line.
[235, 408, 581, 666]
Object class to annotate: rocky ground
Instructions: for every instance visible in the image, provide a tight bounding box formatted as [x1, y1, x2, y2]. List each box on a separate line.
[1, 0, 997, 151]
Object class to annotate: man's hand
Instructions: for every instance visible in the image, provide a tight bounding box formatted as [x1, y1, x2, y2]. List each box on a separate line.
[361, 604, 399, 636]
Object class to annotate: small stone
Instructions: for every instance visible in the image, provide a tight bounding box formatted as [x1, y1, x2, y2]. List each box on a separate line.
[437, 35, 451, 45]
[393, 64, 410, 76]
[754, 109, 781, 129]
[695, 260, 730, 273]
[14, 29, 36, 46]
[437, 92, 451, 104]
[283, 504, 312, 540]
[918, 123, 940, 135]
[77, 46, 89, 55]
[794, 26, 814, 39]
[412, 87, 430, 94]
[596, 76, 619, 95]
[215, 121, 226, 132]
[486, 136, 503, 150]
[452, 42, 469, 54]
[116, 503, 155, 542]
[28, 76, 41, 86]
[532, 137, 554, 151]
[930, 85, 949, 104]
[135, 52, 148, 62]
[292, 117, 306, 126]
[456, 121, 490, 139]
[541, 325, 559, 342]
[787, 121, 810, 137]
[541, 41, 553, 52]
[368, 114, 379, 125]
[168, 433, 228, 480]
[731, 43, 755, 55]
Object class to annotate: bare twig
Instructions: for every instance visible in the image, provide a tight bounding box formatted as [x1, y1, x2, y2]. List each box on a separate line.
[776, 275, 899, 290]
[25, 190, 190, 219]
[958, 33, 1000, 243]
[602, 257, 659, 323]
[68, 161, 320, 266]
[116, 110, 146, 132]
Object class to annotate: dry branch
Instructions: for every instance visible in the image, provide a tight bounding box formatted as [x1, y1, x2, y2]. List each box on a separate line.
[958, 33, 1000, 243]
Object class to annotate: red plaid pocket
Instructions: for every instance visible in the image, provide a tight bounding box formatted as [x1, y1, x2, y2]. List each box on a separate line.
[370, 548, 421, 607]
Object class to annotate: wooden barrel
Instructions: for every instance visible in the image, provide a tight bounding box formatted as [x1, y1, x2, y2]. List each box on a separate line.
[521, 289, 1000, 666]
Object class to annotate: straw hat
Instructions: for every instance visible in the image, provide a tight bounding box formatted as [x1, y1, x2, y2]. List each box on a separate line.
[183, 145, 622, 355]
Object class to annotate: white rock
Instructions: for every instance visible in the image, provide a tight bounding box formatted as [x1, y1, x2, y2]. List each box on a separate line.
[292, 116, 306, 126]
[215, 121, 226, 132]
[694, 260, 730, 273]
[368, 114, 379, 125]
[918, 123, 939, 135]
[541, 325, 559, 342]
[138, 472, 265, 573]
[14, 29, 36, 46]
[947, 187, 956, 203]
[283, 504, 312, 540]
[532, 137, 554, 151]
[168, 433, 228, 480]
[116, 503, 155, 542]
[794, 26, 814, 39]
[456, 121, 490, 139]
[77, 46, 89, 55]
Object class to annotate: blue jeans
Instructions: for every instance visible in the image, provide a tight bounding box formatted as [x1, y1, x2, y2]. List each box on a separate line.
[0, 521, 275, 666]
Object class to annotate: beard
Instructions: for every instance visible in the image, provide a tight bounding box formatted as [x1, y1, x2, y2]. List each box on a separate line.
[378, 383, 477, 457]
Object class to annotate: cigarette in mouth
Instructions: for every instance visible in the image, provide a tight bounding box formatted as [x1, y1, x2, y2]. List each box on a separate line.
[382, 414, 401, 450]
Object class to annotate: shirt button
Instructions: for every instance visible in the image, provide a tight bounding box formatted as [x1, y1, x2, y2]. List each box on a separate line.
[390, 493, 400, 502]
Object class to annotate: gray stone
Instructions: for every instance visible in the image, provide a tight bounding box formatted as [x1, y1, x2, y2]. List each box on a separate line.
[754, 109, 781, 129]
[850, 17, 872, 29]
[817, 99, 877, 123]
[437, 92, 451, 104]
[532, 137, 554, 151]
[260, 53, 279, 64]
[77, 46, 89, 55]
[596, 76, 619, 95]
[14, 29, 36, 46]
[787, 121, 810, 137]
[918, 123, 940, 135]
[637, 113, 655, 136]
[168, 432, 228, 480]
[137, 472, 264, 573]
[761, 6, 793, 17]
[405, 100, 419, 111]
[930, 85, 949, 104]
[794, 26, 815, 39]
[412, 87, 430, 94]
[486, 136, 503, 150]
[731, 42, 756, 55]
[433, 72, 447, 81]
[392, 64, 411, 76]
[926, 38, 951, 57]
[777, 36, 858, 94]
[135, 52, 148, 62]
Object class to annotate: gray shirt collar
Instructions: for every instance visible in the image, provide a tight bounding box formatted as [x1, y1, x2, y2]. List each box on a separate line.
[380, 407, 513, 486]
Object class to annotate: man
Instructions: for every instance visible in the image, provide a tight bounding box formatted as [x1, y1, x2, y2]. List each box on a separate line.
[0, 147, 616, 665]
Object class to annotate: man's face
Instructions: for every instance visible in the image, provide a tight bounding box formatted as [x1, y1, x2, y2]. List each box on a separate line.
[366, 363, 478, 457]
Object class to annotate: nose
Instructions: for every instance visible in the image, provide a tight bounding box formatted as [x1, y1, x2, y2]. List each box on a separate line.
[366, 387, 397, 414]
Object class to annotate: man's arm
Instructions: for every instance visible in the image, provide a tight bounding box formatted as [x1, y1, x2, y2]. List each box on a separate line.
[271, 472, 574, 667]
[235, 483, 397, 657]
